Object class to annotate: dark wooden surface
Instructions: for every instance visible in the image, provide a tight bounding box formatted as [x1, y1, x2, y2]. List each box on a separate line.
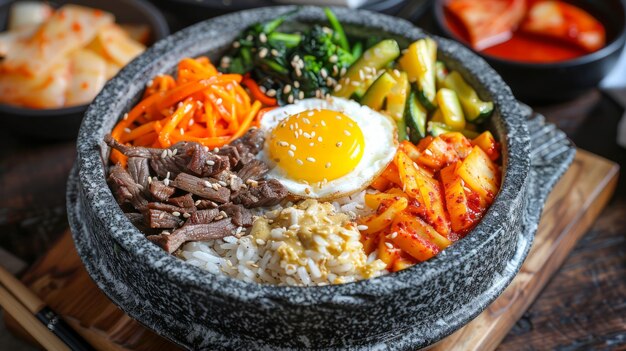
[0, 4, 625, 350]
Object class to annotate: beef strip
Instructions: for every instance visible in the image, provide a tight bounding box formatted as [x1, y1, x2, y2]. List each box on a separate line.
[219, 204, 254, 228]
[127, 157, 150, 194]
[148, 209, 184, 228]
[173, 173, 230, 203]
[148, 219, 236, 253]
[108, 164, 148, 210]
[187, 143, 229, 177]
[149, 180, 175, 202]
[237, 159, 269, 182]
[195, 199, 218, 209]
[217, 145, 241, 169]
[232, 179, 287, 208]
[147, 202, 193, 215]
[219, 128, 265, 168]
[188, 209, 219, 224]
[125, 213, 159, 236]
[168, 193, 195, 208]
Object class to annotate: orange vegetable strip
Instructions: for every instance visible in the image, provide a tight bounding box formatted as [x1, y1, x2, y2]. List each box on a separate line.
[204, 101, 217, 137]
[205, 91, 233, 122]
[111, 92, 165, 139]
[158, 99, 196, 147]
[170, 133, 231, 148]
[134, 132, 157, 146]
[241, 77, 277, 106]
[156, 80, 211, 111]
[230, 101, 261, 141]
[119, 121, 156, 143]
[233, 83, 251, 111]
[110, 149, 127, 168]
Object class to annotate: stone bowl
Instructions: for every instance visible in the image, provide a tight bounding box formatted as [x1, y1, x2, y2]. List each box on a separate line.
[68, 6, 539, 350]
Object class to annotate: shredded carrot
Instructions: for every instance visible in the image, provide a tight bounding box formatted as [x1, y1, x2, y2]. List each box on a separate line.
[109, 57, 274, 167]
[241, 76, 277, 106]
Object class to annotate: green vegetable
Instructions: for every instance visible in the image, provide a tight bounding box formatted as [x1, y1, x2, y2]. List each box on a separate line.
[428, 122, 479, 138]
[435, 61, 448, 90]
[397, 116, 408, 141]
[268, 32, 301, 48]
[443, 71, 494, 123]
[324, 7, 350, 51]
[436, 88, 466, 130]
[385, 71, 410, 121]
[405, 90, 428, 143]
[361, 72, 397, 110]
[334, 39, 400, 99]
[399, 38, 437, 110]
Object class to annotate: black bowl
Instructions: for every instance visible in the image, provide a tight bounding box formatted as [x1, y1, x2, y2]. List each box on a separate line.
[0, 0, 169, 140]
[433, 0, 626, 102]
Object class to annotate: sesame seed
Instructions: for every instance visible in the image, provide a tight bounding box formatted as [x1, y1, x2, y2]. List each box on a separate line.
[318, 136, 323, 142]
[359, 69, 364, 80]
[336, 142, 343, 147]
[356, 204, 364, 209]
[195, 200, 202, 206]
[302, 117, 310, 124]
[296, 159, 303, 165]
[206, 159, 215, 166]
[357, 225, 369, 231]
[288, 95, 294, 103]
[123, 113, 129, 120]
[309, 142, 314, 147]
[215, 215, 224, 221]
[351, 81, 360, 87]
[172, 211, 181, 217]
[321, 120, 326, 126]
[204, 180, 212, 187]
[188, 119, 195, 127]
[161, 149, 167, 158]
[288, 150, 295, 157]
[345, 77, 351, 85]
[385, 242, 394, 249]
[162, 231, 170, 235]
[259, 86, 267, 93]
[232, 41, 240, 48]
[303, 132, 311, 139]
[218, 180, 227, 187]
[266, 89, 277, 97]
[212, 183, 220, 190]
[294, 81, 300, 88]
[390, 232, 398, 239]
[283, 85, 292, 94]
[424, 149, 433, 156]
[271, 49, 279, 56]
[167, 149, 173, 157]
[329, 55, 338, 63]
[344, 130, 351, 136]
[147, 177, 152, 184]
[256, 238, 266, 245]
[246, 179, 259, 187]
[340, 67, 347, 76]
[325, 162, 331, 168]
[183, 212, 191, 218]
[290, 144, 296, 151]
[213, 147, 219, 152]
[306, 157, 316, 162]
[334, 84, 342, 92]
[259, 32, 267, 43]
[326, 77, 335, 87]
[321, 68, 328, 78]
[299, 91, 304, 99]
[335, 115, 341, 120]
[393, 69, 401, 77]
[279, 141, 289, 147]
[179, 127, 185, 135]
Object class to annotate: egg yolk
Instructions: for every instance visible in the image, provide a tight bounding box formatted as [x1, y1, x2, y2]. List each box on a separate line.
[268, 109, 364, 183]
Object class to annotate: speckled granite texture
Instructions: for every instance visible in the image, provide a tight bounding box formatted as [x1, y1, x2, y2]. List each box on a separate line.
[67, 6, 573, 350]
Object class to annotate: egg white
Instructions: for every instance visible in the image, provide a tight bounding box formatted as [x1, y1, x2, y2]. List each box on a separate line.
[258, 97, 398, 199]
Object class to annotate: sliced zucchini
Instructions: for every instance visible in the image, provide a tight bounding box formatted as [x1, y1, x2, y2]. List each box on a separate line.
[443, 71, 494, 123]
[396, 116, 408, 142]
[334, 39, 400, 99]
[427, 122, 479, 139]
[361, 72, 397, 110]
[405, 90, 428, 143]
[398, 38, 437, 110]
[436, 88, 466, 130]
[435, 61, 448, 90]
[385, 71, 410, 121]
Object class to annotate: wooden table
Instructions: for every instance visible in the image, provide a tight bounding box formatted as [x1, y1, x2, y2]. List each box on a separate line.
[1, 7, 625, 351]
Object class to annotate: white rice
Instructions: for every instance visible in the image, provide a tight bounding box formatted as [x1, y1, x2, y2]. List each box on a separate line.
[179, 193, 387, 286]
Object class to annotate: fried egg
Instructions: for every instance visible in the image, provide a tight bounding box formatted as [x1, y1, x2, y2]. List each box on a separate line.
[258, 97, 397, 199]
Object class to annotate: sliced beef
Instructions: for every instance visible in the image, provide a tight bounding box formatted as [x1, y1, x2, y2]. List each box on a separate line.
[147, 202, 193, 215]
[232, 179, 287, 208]
[195, 199, 218, 209]
[148, 219, 236, 253]
[168, 193, 195, 208]
[148, 209, 184, 228]
[237, 159, 269, 182]
[188, 209, 219, 224]
[187, 143, 229, 177]
[219, 204, 253, 228]
[125, 213, 159, 236]
[149, 180, 175, 202]
[108, 164, 148, 210]
[231, 127, 264, 155]
[127, 157, 150, 193]
[173, 173, 230, 203]
[217, 145, 241, 168]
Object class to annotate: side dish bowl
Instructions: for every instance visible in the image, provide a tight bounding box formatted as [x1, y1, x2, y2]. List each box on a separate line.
[433, 0, 626, 102]
[0, 0, 169, 140]
[69, 6, 532, 349]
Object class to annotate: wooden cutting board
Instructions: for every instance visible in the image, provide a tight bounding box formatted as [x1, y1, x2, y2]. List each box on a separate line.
[4, 149, 619, 351]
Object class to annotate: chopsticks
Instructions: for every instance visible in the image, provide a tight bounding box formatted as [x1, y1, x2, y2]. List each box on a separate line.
[0, 265, 93, 351]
